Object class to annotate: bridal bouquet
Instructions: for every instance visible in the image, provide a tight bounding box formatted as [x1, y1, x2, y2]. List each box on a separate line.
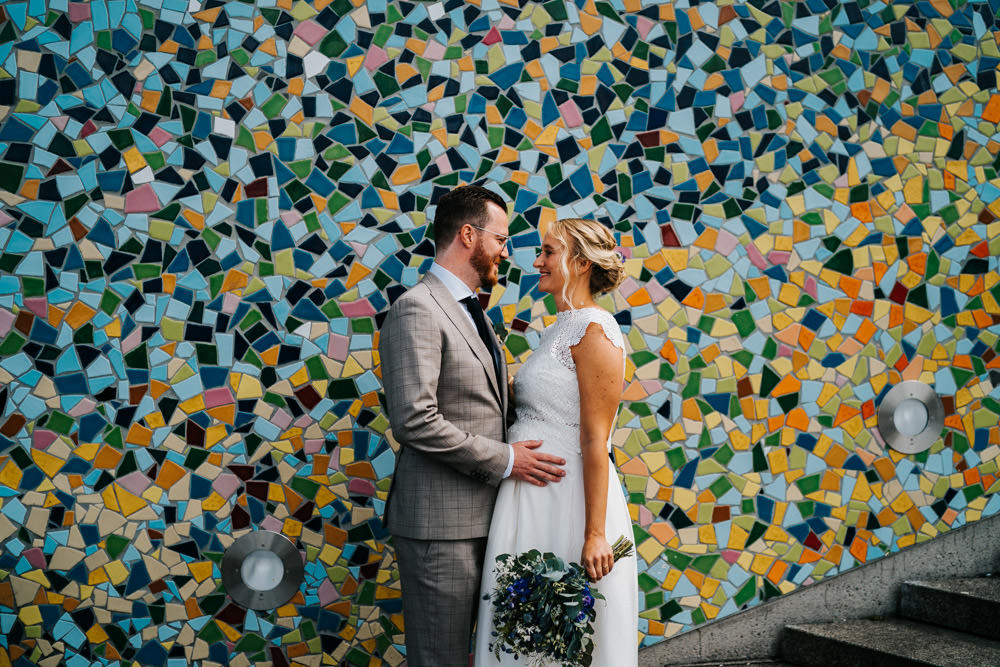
[484, 536, 633, 667]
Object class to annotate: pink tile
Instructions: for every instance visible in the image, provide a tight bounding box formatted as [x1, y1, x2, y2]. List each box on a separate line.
[715, 229, 739, 257]
[293, 19, 327, 45]
[767, 250, 791, 265]
[120, 327, 142, 354]
[348, 479, 375, 496]
[423, 40, 446, 60]
[148, 127, 172, 147]
[721, 550, 741, 564]
[212, 473, 240, 499]
[340, 299, 375, 317]
[435, 154, 452, 175]
[364, 45, 389, 71]
[317, 577, 340, 605]
[68, 398, 97, 417]
[24, 296, 48, 318]
[729, 92, 745, 113]
[32, 430, 58, 450]
[745, 243, 767, 270]
[23, 548, 46, 569]
[327, 334, 349, 361]
[117, 471, 152, 496]
[68, 2, 91, 22]
[271, 409, 292, 430]
[222, 292, 240, 314]
[636, 16, 655, 39]
[125, 184, 161, 213]
[638, 505, 654, 527]
[617, 276, 640, 298]
[279, 210, 301, 226]
[559, 100, 583, 127]
[204, 387, 234, 408]
[640, 380, 661, 395]
[804, 275, 818, 299]
[0, 210, 13, 226]
[260, 516, 283, 532]
[645, 280, 668, 302]
[304, 439, 324, 455]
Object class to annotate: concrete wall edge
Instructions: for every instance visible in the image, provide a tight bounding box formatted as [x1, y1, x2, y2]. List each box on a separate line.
[638, 511, 1000, 666]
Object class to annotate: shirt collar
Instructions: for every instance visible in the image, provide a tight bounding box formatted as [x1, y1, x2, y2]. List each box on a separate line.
[429, 262, 476, 303]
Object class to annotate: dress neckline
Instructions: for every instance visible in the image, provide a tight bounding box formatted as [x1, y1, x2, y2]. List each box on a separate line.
[556, 306, 605, 319]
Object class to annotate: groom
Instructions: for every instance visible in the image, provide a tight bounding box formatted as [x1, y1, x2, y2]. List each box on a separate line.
[379, 185, 565, 666]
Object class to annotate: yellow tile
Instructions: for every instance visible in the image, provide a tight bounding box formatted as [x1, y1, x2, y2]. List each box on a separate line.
[19, 606, 43, 625]
[189, 560, 214, 582]
[105, 561, 129, 585]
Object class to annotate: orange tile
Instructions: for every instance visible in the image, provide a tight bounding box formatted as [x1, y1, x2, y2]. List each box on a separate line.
[65, 302, 98, 329]
[872, 457, 896, 481]
[626, 288, 651, 307]
[125, 423, 152, 447]
[703, 294, 727, 313]
[766, 559, 788, 584]
[681, 287, 704, 309]
[786, 408, 809, 431]
[156, 460, 187, 489]
[93, 446, 123, 469]
[770, 374, 801, 397]
[839, 276, 862, 299]
[849, 538, 868, 562]
[983, 93, 1000, 123]
[833, 404, 861, 427]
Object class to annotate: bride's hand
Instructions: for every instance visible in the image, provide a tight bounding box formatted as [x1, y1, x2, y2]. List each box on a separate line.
[581, 535, 614, 582]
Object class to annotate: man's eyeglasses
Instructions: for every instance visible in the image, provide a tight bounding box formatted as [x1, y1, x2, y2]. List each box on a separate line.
[468, 224, 510, 245]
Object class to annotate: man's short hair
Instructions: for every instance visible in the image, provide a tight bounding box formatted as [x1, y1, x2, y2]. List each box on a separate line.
[432, 185, 506, 251]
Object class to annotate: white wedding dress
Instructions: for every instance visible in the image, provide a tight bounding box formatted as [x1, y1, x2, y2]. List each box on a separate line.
[474, 307, 638, 667]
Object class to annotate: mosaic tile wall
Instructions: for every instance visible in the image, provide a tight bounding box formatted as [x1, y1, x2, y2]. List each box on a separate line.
[1, 0, 999, 663]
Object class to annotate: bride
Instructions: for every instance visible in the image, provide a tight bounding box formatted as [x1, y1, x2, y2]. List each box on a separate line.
[474, 218, 638, 666]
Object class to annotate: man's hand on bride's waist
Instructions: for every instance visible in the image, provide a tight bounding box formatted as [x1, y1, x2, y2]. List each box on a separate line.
[509, 440, 565, 487]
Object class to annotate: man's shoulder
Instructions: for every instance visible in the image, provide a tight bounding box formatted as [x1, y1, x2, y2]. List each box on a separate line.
[385, 277, 446, 325]
[389, 278, 433, 310]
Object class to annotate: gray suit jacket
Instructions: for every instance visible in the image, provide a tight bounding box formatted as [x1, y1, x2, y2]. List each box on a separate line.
[379, 271, 510, 540]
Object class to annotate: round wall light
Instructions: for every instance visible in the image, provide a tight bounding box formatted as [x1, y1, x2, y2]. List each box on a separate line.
[876, 381, 944, 455]
[221, 531, 304, 610]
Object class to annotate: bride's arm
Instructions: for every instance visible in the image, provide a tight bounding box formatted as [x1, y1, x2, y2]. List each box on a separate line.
[572, 322, 625, 582]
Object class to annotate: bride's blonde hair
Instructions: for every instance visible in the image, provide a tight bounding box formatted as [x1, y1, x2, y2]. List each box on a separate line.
[547, 218, 625, 308]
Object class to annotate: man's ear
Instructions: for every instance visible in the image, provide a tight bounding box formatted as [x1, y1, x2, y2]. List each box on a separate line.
[459, 223, 476, 249]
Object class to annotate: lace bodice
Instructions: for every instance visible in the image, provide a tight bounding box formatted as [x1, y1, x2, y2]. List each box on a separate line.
[511, 308, 625, 437]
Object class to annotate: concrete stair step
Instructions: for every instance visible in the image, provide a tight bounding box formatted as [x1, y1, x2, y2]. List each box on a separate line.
[781, 617, 1000, 667]
[665, 662, 797, 667]
[900, 577, 1000, 640]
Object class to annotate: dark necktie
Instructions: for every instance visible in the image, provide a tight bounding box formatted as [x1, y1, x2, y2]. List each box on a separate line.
[460, 295, 503, 385]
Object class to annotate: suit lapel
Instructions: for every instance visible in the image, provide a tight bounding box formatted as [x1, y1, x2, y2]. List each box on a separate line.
[423, 273, 504, 408]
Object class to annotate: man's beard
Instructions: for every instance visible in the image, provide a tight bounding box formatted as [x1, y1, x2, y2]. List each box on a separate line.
[470, 238, 499, 290]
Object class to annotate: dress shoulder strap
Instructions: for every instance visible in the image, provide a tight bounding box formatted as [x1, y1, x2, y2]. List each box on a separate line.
[552, 308, 625, 371]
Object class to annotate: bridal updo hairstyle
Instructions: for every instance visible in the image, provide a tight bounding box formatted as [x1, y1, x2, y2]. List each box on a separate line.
[548, 218, 625, 305]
